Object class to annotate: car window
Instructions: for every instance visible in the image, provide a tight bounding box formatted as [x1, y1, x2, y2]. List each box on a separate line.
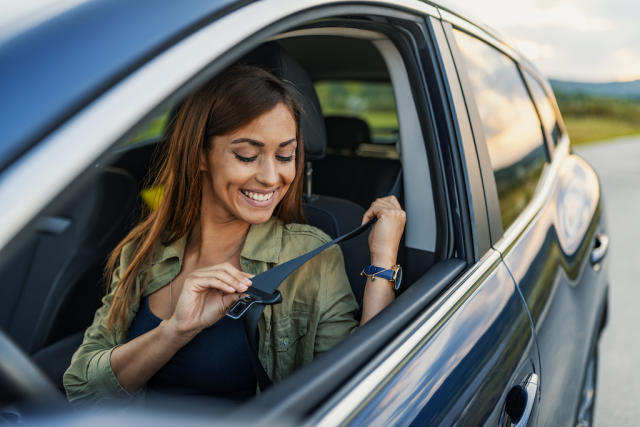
[524, 71, 561, 147]
[315, 80, 398, 159]
[453, 29, 549, 231]
[123, 110, 170, 147]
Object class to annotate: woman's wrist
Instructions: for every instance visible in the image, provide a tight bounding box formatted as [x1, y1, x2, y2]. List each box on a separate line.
[159, 319, 200, 348]
[369, 254, 397, 268]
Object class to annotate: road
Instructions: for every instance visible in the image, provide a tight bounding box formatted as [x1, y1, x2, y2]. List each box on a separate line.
[575, 136, 640, 426]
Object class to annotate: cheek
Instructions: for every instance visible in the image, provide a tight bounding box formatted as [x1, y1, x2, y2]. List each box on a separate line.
[282, 163, 297, 186]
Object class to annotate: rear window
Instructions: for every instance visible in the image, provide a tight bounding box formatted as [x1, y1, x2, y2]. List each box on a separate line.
[315, 80, 398, 146]
[453, 30, 549, 230]
[524, 71, 561, 146]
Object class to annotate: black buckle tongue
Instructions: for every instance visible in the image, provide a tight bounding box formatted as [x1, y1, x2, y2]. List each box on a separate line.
[226, 287, 283, 320]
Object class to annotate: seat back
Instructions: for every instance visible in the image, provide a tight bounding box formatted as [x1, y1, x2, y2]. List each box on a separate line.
[0, 167, 138, 354]
[314, 115, 401, 209]
[242, 44, 370, 309]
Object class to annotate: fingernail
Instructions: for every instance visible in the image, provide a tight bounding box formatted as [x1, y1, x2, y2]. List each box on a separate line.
[244, 278, 252, 285]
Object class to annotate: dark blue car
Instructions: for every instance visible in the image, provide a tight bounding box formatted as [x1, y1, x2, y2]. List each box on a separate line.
[0, 1, 608, 425]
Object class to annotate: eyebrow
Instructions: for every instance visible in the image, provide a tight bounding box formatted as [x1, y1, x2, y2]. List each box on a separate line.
[230, 138, 296, 147]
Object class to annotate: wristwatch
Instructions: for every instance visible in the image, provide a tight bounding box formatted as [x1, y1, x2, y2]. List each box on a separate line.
[361, 264, 403, 291]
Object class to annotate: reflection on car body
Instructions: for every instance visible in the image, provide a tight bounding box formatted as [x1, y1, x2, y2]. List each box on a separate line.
[0, 0, 608, 425]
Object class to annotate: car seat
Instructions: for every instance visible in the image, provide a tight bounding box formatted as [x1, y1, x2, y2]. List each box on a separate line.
[0, 167, 138, 389]
[242, 42, 372, 309]
[314, 115, 402, 209]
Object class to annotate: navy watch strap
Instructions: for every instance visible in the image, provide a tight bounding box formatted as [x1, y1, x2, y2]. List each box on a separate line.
[363, 265, 395, 280]
[362, 264, 402, 291]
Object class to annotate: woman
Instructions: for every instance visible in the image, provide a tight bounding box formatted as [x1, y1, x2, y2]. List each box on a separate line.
[63, 64, 405, 405]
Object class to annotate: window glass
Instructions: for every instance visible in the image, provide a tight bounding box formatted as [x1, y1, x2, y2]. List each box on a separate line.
[122, 110, 170, 147]
[315, 80, 398, 158]
[524, 71, 561, 146]
[453, 30, 548, 230]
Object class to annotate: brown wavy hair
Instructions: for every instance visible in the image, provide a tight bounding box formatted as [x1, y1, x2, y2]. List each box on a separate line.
[104, 64, 305, 331]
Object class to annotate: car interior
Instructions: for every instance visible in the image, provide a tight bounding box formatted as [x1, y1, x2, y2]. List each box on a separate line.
[0, 15, 462, 414]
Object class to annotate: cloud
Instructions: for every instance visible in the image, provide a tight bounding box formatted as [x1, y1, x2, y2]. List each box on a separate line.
[446, 0, 639, 81]
[610, 48, 640, 81]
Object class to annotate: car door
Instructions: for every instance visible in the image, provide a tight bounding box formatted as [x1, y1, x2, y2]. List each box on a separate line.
[0, 1, 540, 424]
[303, 14, 541, 426]
[444, 14, 609, 426]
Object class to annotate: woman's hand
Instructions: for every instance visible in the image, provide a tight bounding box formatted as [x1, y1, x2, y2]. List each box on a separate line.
[359, 196, 405, 325]
[165, 263, 253, 340]
[362, 196, 406, 267]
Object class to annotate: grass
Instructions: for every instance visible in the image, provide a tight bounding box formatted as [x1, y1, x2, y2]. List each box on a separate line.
[556, 92, 640, 146]
[564, 116, 640, 146]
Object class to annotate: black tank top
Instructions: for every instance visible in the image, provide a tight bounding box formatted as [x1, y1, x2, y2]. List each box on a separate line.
[127, 296, 256, 401]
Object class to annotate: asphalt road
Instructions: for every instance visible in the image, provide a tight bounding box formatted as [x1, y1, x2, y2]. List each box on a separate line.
[574, 136, 640, 426]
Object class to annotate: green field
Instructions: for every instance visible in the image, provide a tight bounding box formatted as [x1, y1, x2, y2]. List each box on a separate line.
[555, 92, 640, 146]
[563, 116, 640, 145]
[125, 87, 640, 149]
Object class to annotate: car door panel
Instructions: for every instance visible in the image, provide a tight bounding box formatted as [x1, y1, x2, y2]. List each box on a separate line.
[319, 251, 538, 426]
[498, 151, 608, 425]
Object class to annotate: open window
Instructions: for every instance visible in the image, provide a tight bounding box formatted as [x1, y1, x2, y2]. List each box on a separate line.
[0, 4, 467, 420]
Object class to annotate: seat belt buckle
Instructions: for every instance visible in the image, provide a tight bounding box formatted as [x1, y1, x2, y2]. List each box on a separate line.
[226, 287, 283, 319]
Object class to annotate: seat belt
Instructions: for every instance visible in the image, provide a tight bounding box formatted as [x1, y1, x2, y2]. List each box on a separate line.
[226, 219, 375, 390]
[228, 169, 403, 390]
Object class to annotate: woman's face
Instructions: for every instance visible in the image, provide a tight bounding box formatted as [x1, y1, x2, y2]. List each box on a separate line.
[200, 102, 298, 225]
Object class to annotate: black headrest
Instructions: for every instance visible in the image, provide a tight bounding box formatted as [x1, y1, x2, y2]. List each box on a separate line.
[242, 42, 327, 160]
[325, 116, 371, 152]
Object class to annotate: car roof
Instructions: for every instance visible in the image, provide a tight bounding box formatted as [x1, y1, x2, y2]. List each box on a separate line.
[0, 0, 245, 172]
[0, 0, 542, 174]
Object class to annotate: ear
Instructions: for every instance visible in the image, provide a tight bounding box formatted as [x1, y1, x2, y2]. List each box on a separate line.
[199, 149, 208, 172]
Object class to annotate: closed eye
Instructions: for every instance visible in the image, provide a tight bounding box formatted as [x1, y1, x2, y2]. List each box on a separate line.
[234, 153, 257, 162]
[276, 154, 295, 162]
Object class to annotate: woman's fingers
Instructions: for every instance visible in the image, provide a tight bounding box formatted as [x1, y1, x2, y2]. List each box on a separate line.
[221, 293, 243, 312]
[362, 195, 403, 224]
[188, 262, 253, 293]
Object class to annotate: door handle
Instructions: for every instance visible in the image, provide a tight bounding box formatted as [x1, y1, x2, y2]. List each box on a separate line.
[505, 373, 539, 427]
[590, 234, 609, 266]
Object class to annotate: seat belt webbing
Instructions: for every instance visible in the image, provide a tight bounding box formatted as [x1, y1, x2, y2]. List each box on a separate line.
[231, 219, 375, 390]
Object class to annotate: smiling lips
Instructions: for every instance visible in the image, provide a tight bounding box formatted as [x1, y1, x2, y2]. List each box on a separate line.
[240, 189, 276, 207]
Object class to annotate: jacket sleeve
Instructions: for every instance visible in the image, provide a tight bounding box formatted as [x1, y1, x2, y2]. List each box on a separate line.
[62, 255, 140, 405]
[314, 245, 359, 355]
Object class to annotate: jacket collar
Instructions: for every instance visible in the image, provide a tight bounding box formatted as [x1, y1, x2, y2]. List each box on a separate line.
[151, 217, 283, 266]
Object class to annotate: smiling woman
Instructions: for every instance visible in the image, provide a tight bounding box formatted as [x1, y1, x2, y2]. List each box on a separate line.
[62, 64, 404, 404]
[202, 103, 298, 223]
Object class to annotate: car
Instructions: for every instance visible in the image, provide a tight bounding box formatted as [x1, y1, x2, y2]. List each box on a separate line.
[0, 0, 609, 425]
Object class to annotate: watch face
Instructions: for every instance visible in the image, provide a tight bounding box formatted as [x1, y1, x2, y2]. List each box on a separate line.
[394, 266, 403, 291]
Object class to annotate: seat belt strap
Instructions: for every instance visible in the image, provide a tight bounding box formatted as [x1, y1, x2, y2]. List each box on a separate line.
[226, 218, 375, 320]
[227, 218, 375, 390]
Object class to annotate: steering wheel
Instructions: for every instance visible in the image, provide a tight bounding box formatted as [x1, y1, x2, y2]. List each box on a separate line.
[0, 329, 63, 406]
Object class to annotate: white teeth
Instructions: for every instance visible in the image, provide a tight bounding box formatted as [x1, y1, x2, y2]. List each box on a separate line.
[242, 190, 274, 201]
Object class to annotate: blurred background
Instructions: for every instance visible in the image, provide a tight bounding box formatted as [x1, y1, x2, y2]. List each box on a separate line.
[445, 1, 640, 426]
[1, 0, 637, 425]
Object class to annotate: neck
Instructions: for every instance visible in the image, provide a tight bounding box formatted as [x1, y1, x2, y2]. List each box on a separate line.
[187, 214, 250, 268]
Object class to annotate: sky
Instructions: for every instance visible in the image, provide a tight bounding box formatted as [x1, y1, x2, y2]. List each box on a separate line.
[1, 0, 638, 83]
[444, 0, 640, 82]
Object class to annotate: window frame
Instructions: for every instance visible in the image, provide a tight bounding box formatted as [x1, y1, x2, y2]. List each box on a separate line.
[443, 21, 555, 245]
[440, 10, 572, 256]
[0, 0, 478, 421]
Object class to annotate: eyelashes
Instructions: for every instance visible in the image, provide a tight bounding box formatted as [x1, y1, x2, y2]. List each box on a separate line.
[234, 153, 257, 163]
[276, 155, 295, 162]
[233, 153, 295, 163]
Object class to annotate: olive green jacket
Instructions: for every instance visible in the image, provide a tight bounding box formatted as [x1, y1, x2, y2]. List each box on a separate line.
[63, 217, 359, 405]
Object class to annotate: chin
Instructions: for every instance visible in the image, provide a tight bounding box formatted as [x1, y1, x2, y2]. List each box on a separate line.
[236, 205, 278, 224]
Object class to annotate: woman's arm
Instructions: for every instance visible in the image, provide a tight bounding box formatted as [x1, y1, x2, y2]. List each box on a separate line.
[108, 320, 192, 392]
[359, 196, 406, 325]
[64, 261, 252, 403]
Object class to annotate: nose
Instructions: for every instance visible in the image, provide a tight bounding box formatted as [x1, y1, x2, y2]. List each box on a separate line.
[256, 157, 278, 187]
